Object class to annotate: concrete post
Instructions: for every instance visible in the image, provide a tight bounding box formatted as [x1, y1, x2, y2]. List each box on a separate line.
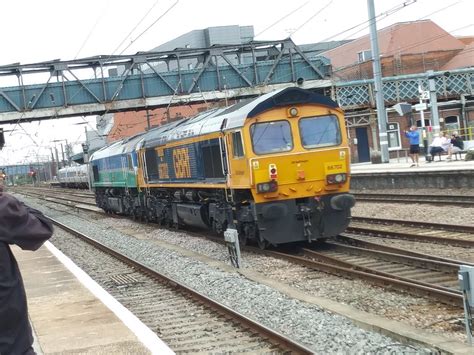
[427, 70, 440, 136]
[367, 0, 389, 163]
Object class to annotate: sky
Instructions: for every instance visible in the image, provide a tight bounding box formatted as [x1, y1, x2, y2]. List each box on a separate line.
[0, 0, 472, 165]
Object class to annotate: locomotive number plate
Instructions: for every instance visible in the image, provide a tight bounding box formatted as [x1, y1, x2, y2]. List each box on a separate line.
[324, 161, 346, 174]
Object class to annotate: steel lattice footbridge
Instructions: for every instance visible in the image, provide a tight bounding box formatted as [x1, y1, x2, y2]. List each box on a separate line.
[0, 38, 473, 124]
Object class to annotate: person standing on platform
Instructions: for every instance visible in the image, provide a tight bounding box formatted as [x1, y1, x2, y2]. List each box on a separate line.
[404, 125, 420, 167]
[0, 186, 53, 355]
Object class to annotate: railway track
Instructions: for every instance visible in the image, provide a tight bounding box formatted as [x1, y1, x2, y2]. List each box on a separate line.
[348, 217, 474, 247]
[192, 233, 467, 307]
[352, 216, 474, 234]
[49, 217, 313, 354]
[15, 185, 94, 198]
[352, 192, 474, 207]
[14, 186, 472, 306]
[9, 186, 98, 209]
[257, 237, 467, 307]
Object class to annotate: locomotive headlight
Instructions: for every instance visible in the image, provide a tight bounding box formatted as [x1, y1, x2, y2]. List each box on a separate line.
[335, 174, 344, 183]
[257, 181, 278, 193]
[288, 107, 298, 117]
[326, 173, 347, 185]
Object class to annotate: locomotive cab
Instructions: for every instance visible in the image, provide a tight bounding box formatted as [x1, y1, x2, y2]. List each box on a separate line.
[225, 88, 355, 246]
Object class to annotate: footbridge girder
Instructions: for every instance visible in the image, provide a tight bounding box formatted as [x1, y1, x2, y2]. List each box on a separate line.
[0, 39, 331, 124]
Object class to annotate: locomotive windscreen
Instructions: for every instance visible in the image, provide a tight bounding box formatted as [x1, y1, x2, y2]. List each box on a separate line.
[299, 115, 341, 148]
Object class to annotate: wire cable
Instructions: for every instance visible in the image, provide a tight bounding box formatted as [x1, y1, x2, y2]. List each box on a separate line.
[111, 0, 161, 55]
[74, 1, 112, 59]
[289, 0, 334, 37]
[118, 0, 180, 55]
[305, 0, 418, 52]
[255, 1, 310, 38]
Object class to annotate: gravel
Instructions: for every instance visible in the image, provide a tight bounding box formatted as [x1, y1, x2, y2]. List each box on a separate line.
[15, 194, 431, 354]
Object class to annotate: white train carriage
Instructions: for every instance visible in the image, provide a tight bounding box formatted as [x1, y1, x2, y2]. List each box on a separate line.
[57, 165, 89, 188]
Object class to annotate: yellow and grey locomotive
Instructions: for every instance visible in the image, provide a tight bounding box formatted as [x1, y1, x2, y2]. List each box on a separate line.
[133, 87, 355, 247]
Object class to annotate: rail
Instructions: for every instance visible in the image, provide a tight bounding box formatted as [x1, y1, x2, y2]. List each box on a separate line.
[47, 217, 314, 354]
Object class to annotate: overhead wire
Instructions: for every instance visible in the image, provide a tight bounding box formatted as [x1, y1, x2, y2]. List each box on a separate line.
[229, 0, 419, 93]
[257, 0, 469, 84]
[118, 0, 180, 55]
[255, 1, 310, 38]
[304, 0, 418, 52]
[111, 0, 161, 55]
[223, 0, 419, 102]
[289, 0, 334, 37]
[17, 1, 114, 147]
[74, 0, 112, 59]
[332, 0, 460, 45]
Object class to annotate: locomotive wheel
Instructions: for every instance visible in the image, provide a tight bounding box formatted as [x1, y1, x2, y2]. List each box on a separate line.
[238, 233, 248, 246]
[257, 238, 268, 250]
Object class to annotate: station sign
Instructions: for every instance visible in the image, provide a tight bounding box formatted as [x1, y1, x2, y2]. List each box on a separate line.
[419, 90, 430, 100]
[414, 103, 427, 111]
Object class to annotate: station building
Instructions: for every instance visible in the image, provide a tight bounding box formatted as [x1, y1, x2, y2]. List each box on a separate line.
[319, 20, 474, 162]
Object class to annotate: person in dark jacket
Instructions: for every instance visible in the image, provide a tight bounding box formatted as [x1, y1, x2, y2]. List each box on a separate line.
[446, 131, 464, 160]
[0, 187, 53, 355]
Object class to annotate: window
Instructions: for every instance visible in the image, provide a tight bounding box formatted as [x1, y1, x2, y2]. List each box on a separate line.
[387, 122, 401, 151]
[299, 115, 341, 148]
[250, 121, 292, 155]
[231, 131, 244, 158]
[444, 116, 460, 131]
[357, 50, 372, 63]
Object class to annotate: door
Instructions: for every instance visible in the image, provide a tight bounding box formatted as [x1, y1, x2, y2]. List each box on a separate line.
[355, 127, 370, 163]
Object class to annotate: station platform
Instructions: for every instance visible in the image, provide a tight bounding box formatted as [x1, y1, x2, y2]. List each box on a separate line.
[351, 155, 474, 173]
[13, 242, 173, 355]
[350, 155, 474, 189]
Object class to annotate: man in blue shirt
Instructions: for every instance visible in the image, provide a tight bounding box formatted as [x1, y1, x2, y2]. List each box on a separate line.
[404, 125, 420, 167]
